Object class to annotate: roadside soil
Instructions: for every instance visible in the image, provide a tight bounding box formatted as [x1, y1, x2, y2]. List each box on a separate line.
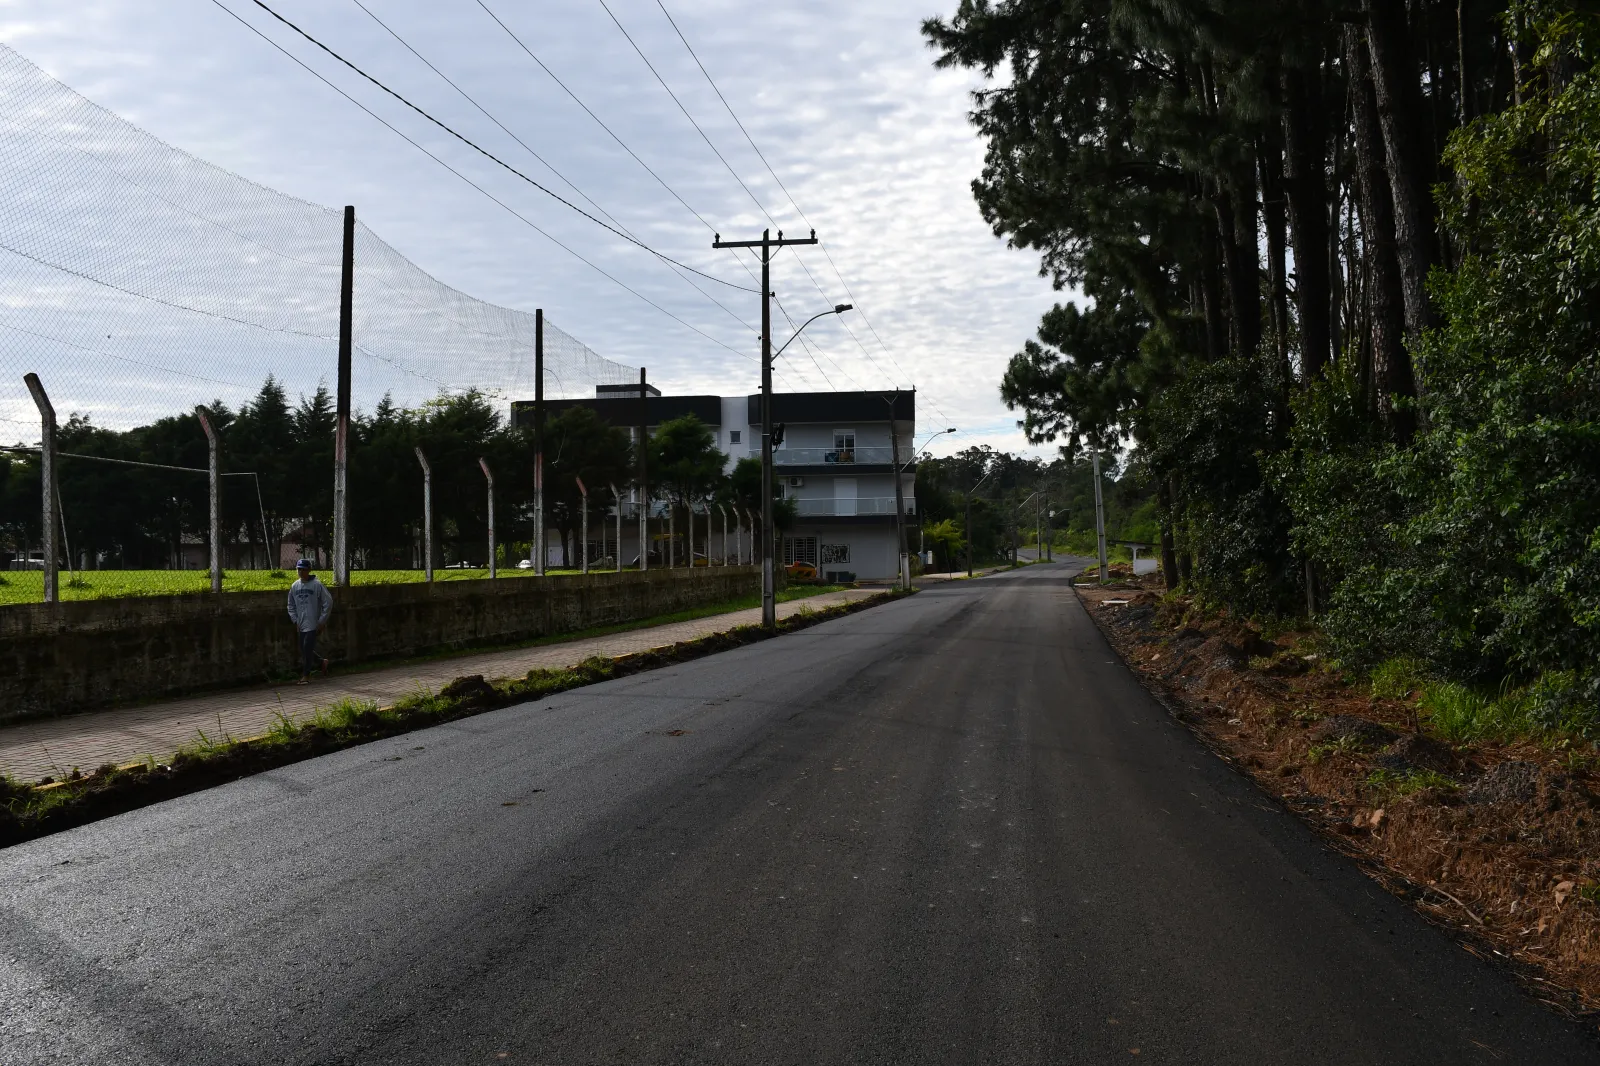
[1078, 576, 1600, 1025]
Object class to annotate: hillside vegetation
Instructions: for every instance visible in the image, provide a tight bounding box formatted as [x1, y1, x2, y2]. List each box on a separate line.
[926, 1, 1600, 735]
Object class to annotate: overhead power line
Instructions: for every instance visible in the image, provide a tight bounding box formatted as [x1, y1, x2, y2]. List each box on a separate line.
[652, 0, 936, 406]
[346, 0, 758, 339]
[242, 0, 754, 294]
[593, 0, 777, 227]
[209, 0, 755, 363]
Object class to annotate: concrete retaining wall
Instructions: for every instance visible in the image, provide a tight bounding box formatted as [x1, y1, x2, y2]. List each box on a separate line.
[1, 567, 761, 723]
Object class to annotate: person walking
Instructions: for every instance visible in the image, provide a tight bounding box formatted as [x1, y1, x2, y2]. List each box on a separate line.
[286, 559, 333, 684]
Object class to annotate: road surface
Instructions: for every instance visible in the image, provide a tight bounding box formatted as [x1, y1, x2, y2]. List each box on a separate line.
[3, 562, 1595, 1064]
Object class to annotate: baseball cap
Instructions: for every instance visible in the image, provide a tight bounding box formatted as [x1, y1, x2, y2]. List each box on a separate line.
[296, 559, 312, 570]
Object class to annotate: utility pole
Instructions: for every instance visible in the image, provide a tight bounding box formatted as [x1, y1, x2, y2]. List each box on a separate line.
[534, 309, 545, 576]
[1092, 449, 1108, 584]
[637, 367, 649, 571]
[712, 229, 819, 628]
[1036, 492, 1049, 563]
[196, 406, 222, 594]
[965, 490, 974, 578]
[333, 205, 354, 587]
[885, 390, 910, 590]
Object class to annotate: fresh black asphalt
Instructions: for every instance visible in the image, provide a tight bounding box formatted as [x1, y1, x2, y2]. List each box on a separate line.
[2, 561, 1596, 1064]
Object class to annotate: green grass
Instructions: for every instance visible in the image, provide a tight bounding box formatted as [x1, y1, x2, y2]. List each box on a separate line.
[1367, 766, 1459, 796]
[1370, 657, 1425, 701]
[0, 564, 758, 605]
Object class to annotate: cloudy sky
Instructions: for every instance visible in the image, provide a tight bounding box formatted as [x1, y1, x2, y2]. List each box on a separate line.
[0, 0, 1069, 457]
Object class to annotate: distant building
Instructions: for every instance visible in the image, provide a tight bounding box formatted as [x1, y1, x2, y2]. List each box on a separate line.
[512, 388, 916, 581]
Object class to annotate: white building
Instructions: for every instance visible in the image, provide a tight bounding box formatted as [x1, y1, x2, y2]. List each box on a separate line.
[515, 387, 916, 582]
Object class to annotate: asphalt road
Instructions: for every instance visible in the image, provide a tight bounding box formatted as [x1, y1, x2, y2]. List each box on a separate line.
[3, 562, 1596, 1064]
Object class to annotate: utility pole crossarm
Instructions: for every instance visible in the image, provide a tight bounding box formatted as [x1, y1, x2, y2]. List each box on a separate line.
[712, 230, 818, 250]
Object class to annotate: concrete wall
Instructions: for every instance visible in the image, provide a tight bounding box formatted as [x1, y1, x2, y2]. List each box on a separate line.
[1, 567, 761, 724]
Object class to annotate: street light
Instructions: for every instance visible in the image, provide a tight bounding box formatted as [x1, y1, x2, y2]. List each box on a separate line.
[903, 428, 954, 567]
[772, 304, 851, 360]
[760, 303, 852, 627]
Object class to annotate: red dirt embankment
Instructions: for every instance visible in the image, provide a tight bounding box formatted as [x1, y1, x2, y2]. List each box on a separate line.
[1079, 578, 1600, 1024]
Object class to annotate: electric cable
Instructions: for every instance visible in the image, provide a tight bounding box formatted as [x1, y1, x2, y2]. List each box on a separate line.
[593, 0, 777, 227]
[210, 0, 755, 362]
[653, 0, 948, 414]
[347, 0, 758, 339]
[242, 0, 755, 294]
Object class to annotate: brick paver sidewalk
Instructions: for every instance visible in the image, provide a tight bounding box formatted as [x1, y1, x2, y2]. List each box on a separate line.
[1, 589, 874, 782]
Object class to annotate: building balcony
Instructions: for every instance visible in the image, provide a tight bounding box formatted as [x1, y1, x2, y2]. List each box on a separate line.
[770, 446, 896, 466]
[792, 497, 916, 517]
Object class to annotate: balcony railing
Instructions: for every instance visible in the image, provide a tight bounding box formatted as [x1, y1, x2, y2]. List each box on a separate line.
[770, 446, 896, 466]
[792, 497, 916, 517]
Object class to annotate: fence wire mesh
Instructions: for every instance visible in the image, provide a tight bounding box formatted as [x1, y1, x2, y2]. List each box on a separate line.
[0, 44, 638, 600]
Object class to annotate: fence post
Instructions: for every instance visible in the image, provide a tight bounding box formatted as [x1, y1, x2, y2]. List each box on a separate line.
[415, 447, 433, 582]
[23, 373, 56, 603]
[610, 483, 621, 572]
[479, 457, 495, 579]
[718, 504, 727, 565]
[196, 406, 222, 593]
[333, 205, 355, 587]
[576, 476, 589, 575]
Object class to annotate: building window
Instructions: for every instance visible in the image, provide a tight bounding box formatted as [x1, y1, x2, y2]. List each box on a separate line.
[820, 543, 851, 564]
[729, 429, 741, 445]
[829, 429, 855, 464]
[783, 536, 818, 565]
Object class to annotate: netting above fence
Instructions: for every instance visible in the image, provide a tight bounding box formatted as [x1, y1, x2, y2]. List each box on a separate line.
[0, 43, 635, 439]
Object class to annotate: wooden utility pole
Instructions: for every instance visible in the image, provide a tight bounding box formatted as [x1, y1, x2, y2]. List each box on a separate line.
[637, 367, 649, 571]
[333, 205, 354, 586]
[712, 229, 819, 628]
[886, 390, 910, 590]
[1092, 450, 1108, 584]
[534, 309, 545, 575]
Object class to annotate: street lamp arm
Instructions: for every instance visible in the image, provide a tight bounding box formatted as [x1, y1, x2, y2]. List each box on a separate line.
[772, 304, 851, 360]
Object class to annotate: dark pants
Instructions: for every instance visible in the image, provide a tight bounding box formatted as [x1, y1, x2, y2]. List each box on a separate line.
[298, 630, 322, 676]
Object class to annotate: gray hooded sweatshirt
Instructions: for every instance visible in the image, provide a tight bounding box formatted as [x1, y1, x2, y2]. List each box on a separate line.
[286, 575, 333, 633]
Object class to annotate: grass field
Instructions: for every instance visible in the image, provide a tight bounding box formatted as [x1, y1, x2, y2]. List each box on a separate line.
[0, 565, 735, 605]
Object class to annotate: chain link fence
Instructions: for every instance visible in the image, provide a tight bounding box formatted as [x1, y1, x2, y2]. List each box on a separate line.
[0, 45, 639, 602]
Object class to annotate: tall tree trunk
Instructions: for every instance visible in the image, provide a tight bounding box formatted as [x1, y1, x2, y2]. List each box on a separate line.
[1201, 226, 1227, 361]
[1348, 25, 1415, 443]
[1158, 478, 1179, 591]
[1212, 172, 1262, 360]
[1259, 134, 1291, 372]
[1363, 0, 1437, 345]
[1283, 64, 1332, 381]
[1232, 163, 1262, 359]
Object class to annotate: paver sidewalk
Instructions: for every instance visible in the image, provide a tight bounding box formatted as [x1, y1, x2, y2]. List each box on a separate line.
[1, 589, 875, 782]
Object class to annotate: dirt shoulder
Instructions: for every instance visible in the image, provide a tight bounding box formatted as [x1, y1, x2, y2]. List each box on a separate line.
[1078, 577, 1600, 1025]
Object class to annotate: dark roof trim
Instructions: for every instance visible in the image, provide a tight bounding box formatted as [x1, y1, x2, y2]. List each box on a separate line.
[511, 395, 722, 429]
[746, 390, 914, 425]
